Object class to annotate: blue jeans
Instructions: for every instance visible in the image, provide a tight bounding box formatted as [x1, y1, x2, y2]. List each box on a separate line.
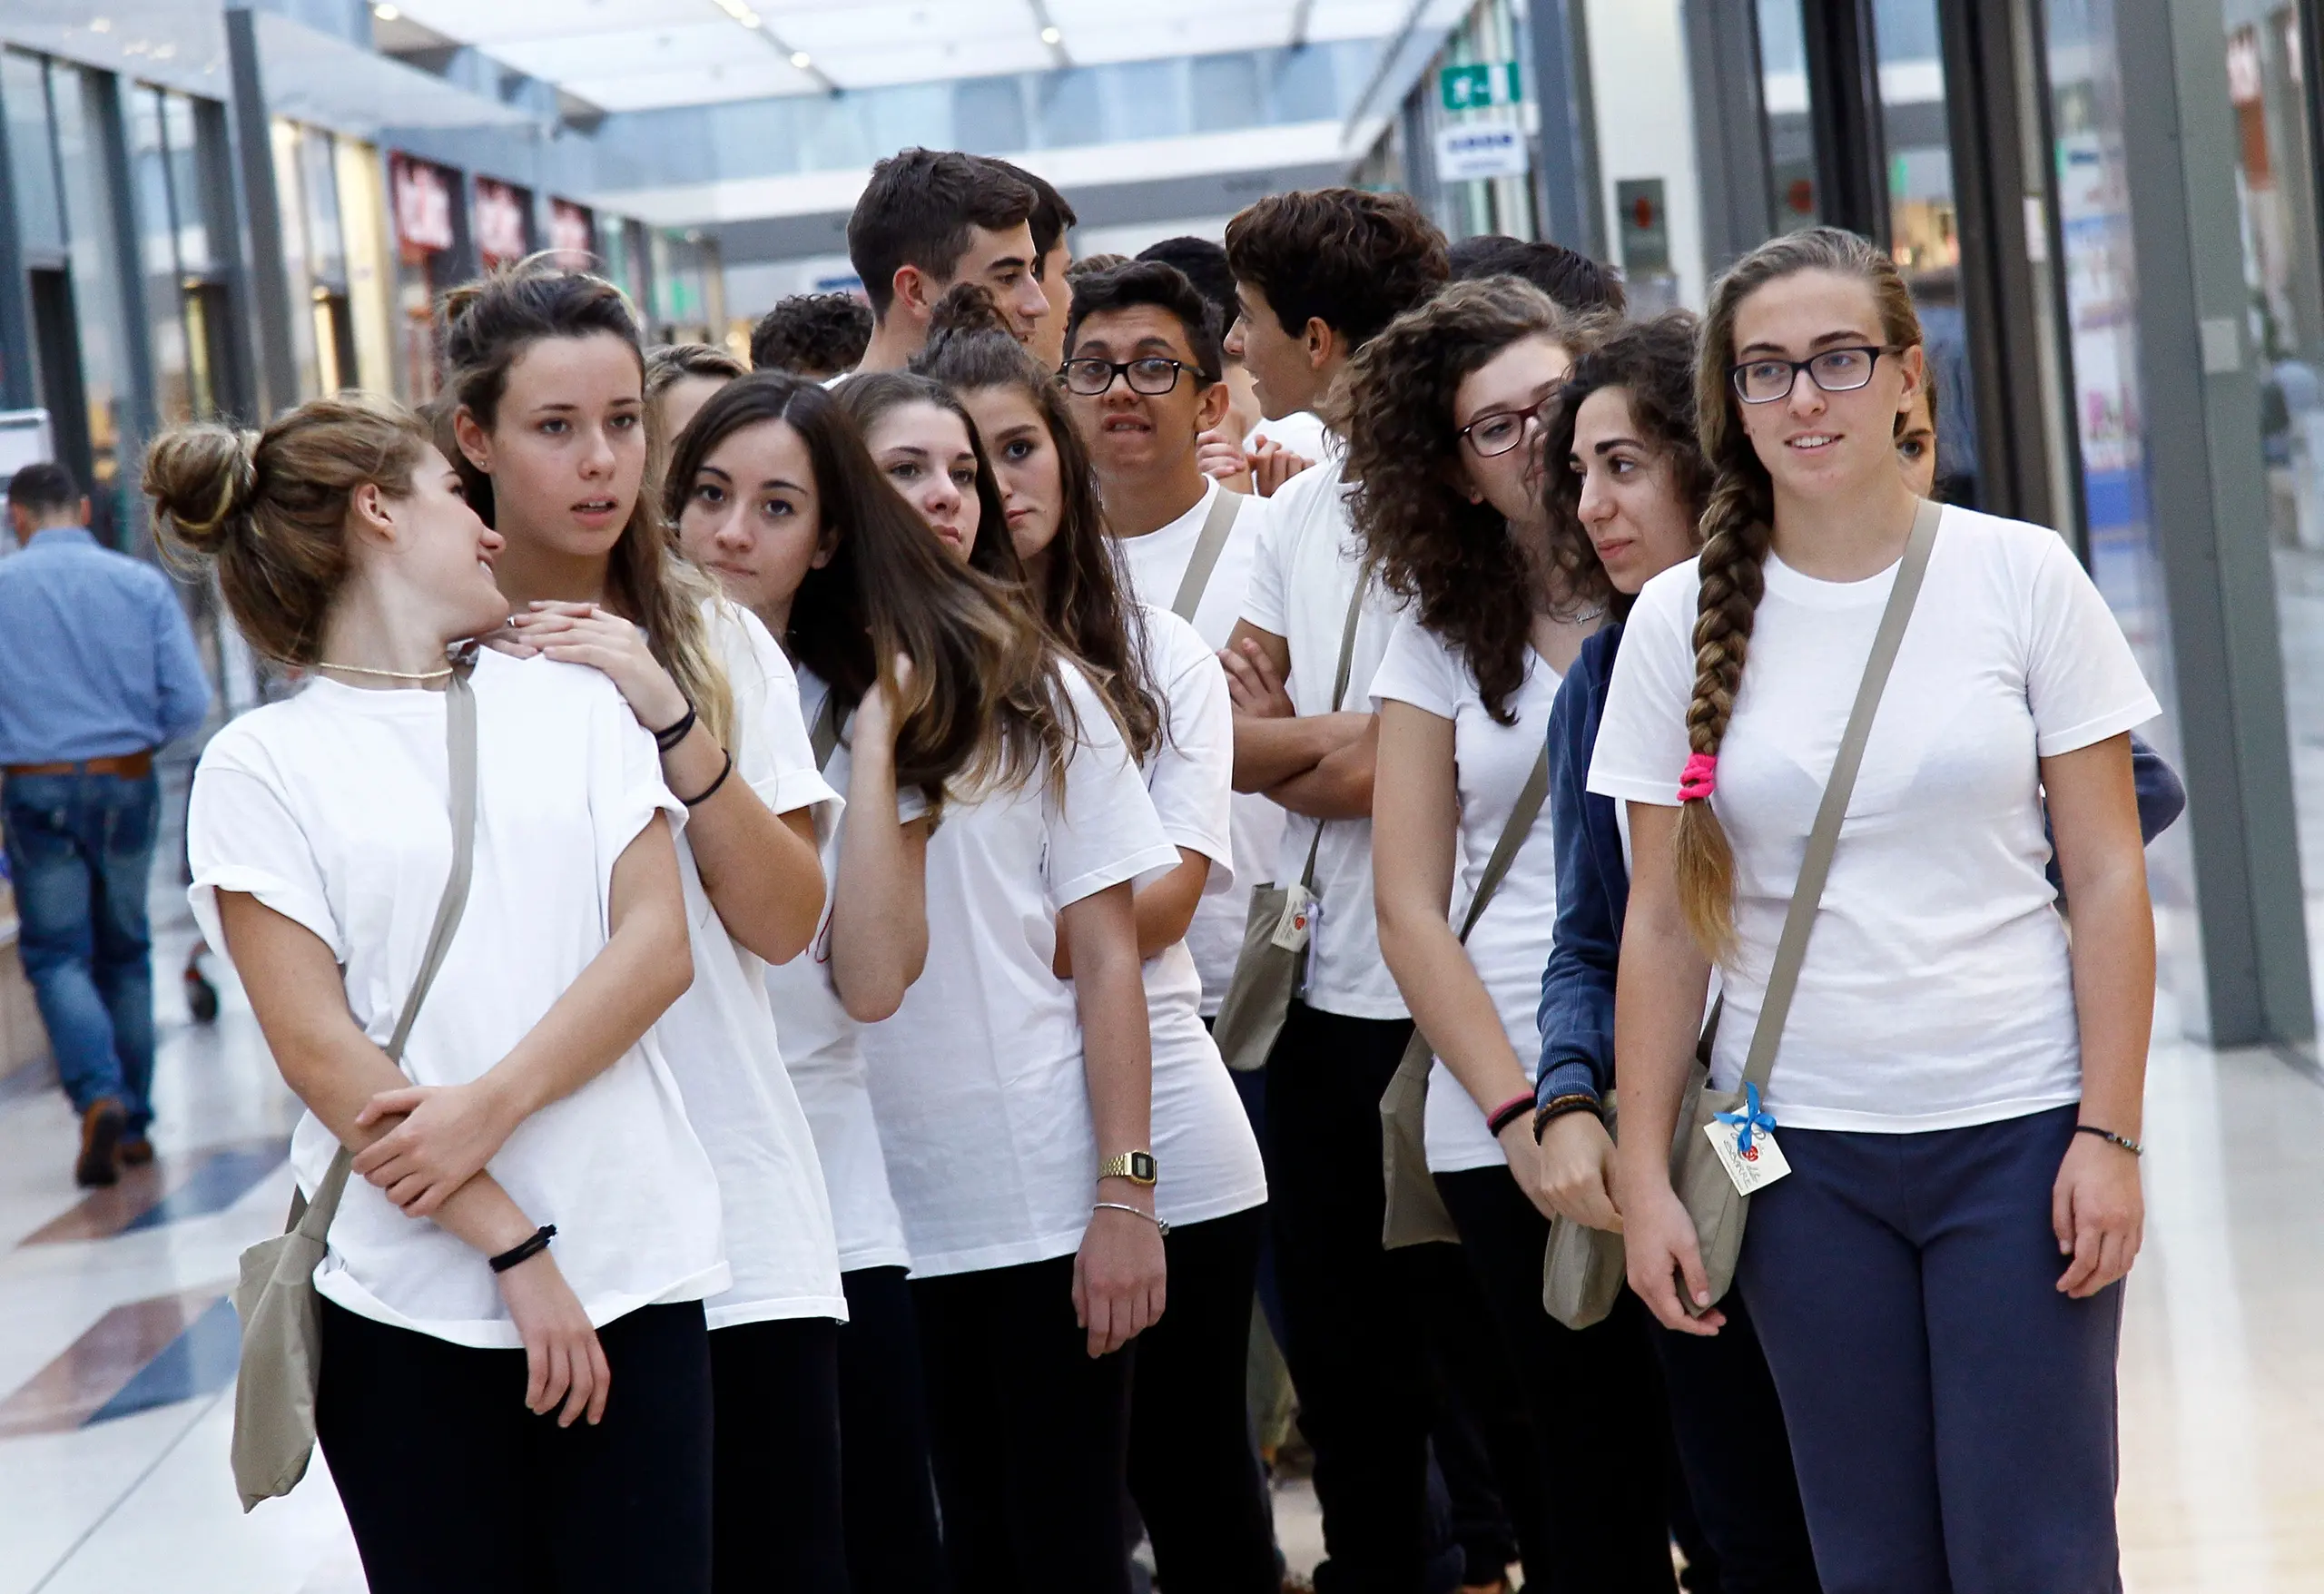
[1737, 1104, 2122, 1594]
[3, 772, 161, 1133]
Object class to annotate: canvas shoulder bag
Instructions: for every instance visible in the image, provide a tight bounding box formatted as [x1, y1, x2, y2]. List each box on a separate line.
[1212, 571, 1368, 1072]
[1381, 744, 1551, 1248]
[809, 683, 842, 771]
[231, 661, 480, 1510]
[1543, 497, 1942, 1327]
[1170, 486, 1242, 624]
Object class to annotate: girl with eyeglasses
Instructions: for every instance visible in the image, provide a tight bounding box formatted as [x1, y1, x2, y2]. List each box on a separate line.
[1598, 227, 2157, 1591]
[1347, 276, 1677, 1590]
[833, 364, 1177, 1594]
[918, 291, 1277, 1594]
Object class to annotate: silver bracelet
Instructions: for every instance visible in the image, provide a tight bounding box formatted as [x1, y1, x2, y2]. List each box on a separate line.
[1092, 1201, 1170, 1238]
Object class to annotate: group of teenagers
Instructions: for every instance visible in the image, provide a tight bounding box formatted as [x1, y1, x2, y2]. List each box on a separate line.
[156, 143, 2178, 1594]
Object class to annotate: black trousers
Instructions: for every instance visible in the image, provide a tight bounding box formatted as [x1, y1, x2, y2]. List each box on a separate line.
[709, 1315, 847, 1593]
[1265, 1001, 1439, 1594]
[317, 1297, 713, 1594]
[1419, 1237, 1551, 1587]
[1649, 1293, 1823, 1593]
[834, 1265, 949, 1592]
[913, 1252, 1135, 1594]
[1434, 1166, 1676, 1594]
[1127, 1203, 1278, 1594]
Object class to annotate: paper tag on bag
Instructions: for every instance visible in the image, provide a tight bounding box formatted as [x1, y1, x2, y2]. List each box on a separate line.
[1270, 883, 1315, 952]
[1703, 1117, 1791, 1196]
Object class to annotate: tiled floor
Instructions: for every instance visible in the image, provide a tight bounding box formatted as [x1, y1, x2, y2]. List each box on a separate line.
[3, 896, 2321, 1589]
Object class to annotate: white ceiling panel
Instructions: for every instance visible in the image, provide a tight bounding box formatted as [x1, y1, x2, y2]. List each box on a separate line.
[375, 0, 1402, 107]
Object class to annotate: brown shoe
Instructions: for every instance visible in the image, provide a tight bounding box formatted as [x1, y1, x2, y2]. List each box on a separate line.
[75, 1099, 125, 1187]
[119, 1136, 154, 1167]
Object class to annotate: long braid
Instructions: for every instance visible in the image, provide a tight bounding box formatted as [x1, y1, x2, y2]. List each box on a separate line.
[1670, 224, 1918, 959]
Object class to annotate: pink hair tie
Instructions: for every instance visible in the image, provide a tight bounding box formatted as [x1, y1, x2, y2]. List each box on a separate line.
[1678, 752, 1718, 803]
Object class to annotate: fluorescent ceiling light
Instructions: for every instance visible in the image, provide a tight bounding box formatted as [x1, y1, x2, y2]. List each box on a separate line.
[1040, 25, 1061, 44]
[791, 50, 812, 68]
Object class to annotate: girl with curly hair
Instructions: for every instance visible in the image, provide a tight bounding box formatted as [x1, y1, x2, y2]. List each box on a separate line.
[917, 290, 1276, 1593]
[1347, 275, 1675, 1589]
[436, 260, 850, 1589]
[1598, 227, 2157, 1590]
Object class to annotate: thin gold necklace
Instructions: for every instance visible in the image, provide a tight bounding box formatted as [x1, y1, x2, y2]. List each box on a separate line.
[312, 661, 454, 683]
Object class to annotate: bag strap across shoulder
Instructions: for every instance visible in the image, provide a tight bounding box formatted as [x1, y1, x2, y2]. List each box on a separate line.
[1456, 746, 1549, 944]
[1171, 486, 1242, 623]
[809, 684, 842, 772]
[294, 660, 482, 1242]
[1294, 566, 1374, 891]
[1738, 497, 1941, 1095]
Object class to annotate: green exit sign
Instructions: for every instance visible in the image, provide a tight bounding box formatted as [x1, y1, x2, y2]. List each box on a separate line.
[1440, 61, 1521, 112]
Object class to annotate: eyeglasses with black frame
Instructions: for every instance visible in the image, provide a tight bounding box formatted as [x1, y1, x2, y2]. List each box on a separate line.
[1458, 393, 1559, 459]
[1728, 345, 1897, 404]
[1058, 357, 1208, 398]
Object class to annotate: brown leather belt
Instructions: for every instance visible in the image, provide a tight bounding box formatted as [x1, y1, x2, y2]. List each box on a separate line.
[5, 751, 154, 779]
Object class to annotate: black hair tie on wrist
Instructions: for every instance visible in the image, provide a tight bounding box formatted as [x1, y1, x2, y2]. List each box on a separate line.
[681, 749, 734, 807]
[488, 1225, 556, 1274]
[654, 703, 697, 753]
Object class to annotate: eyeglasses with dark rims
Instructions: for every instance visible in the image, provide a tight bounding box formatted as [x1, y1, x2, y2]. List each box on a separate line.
[1058, 357, 1208, 397]
[1457, 394, 1560, 459]
[1728, 345, 1898, 404]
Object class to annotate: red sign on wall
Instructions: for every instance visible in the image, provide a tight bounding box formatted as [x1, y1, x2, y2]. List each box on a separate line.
[549, 199, 594, 264]
[474, 178, 531, 270]
[391, 155, 455, 257]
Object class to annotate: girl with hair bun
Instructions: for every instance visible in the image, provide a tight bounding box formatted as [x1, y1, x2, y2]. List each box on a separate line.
[832, 316, 1181, 1594]
[160, 396, 723, 1591]
[665, 368, 1049, 1589]
[917, 295, 1276, 1593]
[1594, 226, 2158, 1589]
[1345, 276, 1677, 1589]
[438, 260, 851, 1590]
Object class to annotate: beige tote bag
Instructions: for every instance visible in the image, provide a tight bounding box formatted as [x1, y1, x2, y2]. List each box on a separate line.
[1542, 497, 1941, 1328]
[231, 662, 478, 1510]
[1381, 747, 1551, 1249]
[1212, 575, 1368, 1073]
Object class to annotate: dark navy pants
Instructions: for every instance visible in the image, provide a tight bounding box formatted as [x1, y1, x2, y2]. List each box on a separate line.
[1737, 1104, 2123, 1594]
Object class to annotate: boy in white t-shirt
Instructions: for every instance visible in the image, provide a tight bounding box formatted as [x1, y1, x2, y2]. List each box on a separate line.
[846, 149, 1050, 374]
[1216, 186, 1453, 1591]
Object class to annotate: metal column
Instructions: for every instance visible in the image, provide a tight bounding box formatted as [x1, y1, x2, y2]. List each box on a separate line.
[224, 5, 299, 418]
[2114, 0, 2315, 1045]
[1529, 0, 1606, 258]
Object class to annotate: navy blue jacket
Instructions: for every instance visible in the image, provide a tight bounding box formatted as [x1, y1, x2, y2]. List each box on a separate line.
[1534, 623, 2189, 1108]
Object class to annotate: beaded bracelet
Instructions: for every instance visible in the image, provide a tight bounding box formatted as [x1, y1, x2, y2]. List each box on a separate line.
[1532, 1092, 1603, 1143]
[2074, 1123, 2143, 1157]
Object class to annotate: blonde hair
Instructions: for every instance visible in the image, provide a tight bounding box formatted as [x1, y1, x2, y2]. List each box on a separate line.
[438, 257, 736, 748]
[145, 395, 432, 665]
[1679, 227, 1923, 959]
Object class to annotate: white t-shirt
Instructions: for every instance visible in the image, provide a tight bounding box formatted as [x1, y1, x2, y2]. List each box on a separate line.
[1246, 408, 1330, 464]
[763, 667, 917, 1274]
[1131, 604, 1269, 1227]
[1112, 477, 1284, 1016]
[1370, 612, 1564, 1172]
[186, 651, 727, 1348]
[659, 605, 848, 1328]
[858, 664, 1179, 1275]
[1240, 444, 1408, 1019]
[1588, 507, 2161, 1132]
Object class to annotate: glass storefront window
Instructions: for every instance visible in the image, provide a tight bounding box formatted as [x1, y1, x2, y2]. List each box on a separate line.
[49, 64, 134, 538]
[127, 87, 191, 426]
[2, 51, 64, 256]
[2216, 0, 2324, 1023]
[2043, 0, 2206, 1027]
[1757, 0, 1820, 230]
[1872, 0, 1981, 506]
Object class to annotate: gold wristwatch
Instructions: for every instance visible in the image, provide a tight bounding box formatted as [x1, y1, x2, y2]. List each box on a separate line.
[1098, 1151, 1158, 1186]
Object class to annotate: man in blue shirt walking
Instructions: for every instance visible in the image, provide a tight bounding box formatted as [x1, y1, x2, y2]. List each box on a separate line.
[2, 462, 210, 1186]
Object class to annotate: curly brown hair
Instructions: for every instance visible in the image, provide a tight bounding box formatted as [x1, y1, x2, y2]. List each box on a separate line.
[1340, 277, 1611, 723]
[1538, 311, 1710, 621]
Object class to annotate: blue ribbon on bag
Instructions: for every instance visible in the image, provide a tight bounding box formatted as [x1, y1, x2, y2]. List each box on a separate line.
[1715, 1082, 1777, 1157]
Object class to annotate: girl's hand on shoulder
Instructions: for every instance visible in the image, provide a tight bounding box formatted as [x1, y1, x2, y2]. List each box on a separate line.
[509, 602, 689, 733]
[1073, 1202, 1167, 1357]
[351, 1080, 519, 1216]
[1537, 1109, 1623, 1231]
[2053, 1130, 2144, 1298]
[495, 1250, 610, 1426]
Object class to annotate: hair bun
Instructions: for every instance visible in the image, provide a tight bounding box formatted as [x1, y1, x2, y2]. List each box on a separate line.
[143, 422, 259, 555]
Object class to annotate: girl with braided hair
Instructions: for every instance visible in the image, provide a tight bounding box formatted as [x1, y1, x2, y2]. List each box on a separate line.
[1590, 227, 2158, 1591]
